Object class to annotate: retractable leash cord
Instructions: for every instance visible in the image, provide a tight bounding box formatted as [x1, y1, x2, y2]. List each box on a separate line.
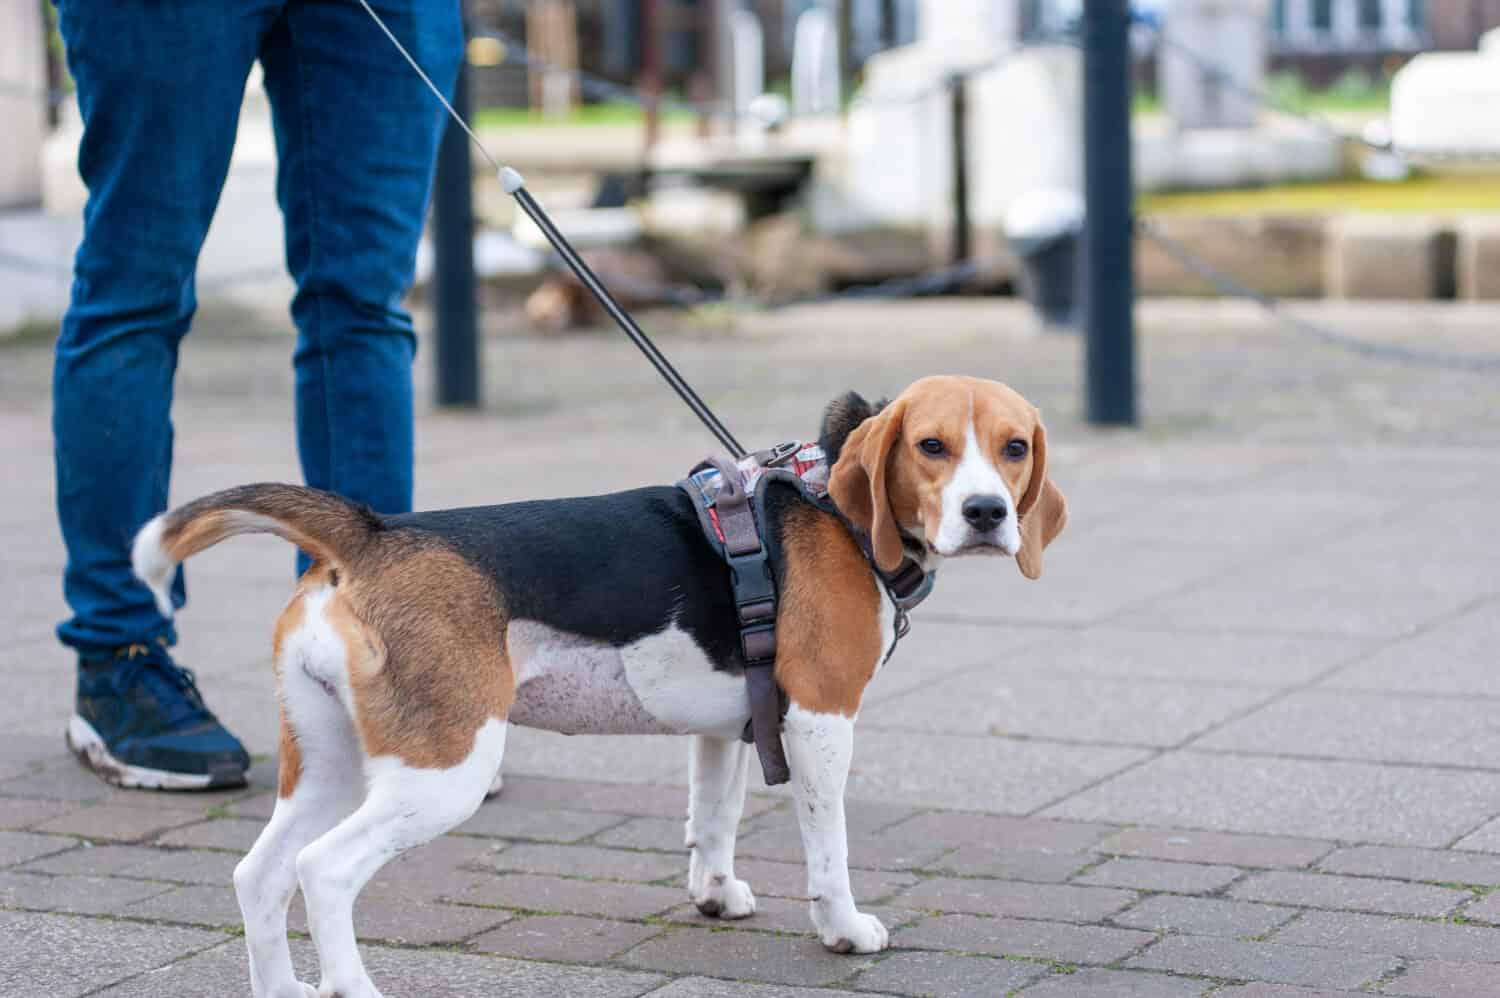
[358, 0, 747, 459]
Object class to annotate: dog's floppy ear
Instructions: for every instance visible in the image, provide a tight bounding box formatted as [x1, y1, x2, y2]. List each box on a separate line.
[1015, 418, 1067, 580]
[827, 398, 909, 573]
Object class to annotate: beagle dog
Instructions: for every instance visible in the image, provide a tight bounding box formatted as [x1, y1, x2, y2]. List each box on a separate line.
[129, 375, 1066, 998]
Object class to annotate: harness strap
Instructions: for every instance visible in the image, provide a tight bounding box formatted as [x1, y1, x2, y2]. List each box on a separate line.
[681, 457, 791, 786]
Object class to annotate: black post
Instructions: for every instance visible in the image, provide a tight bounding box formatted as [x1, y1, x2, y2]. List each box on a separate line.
[949, 73, 971, 266]
[1082, 0, 1136, 426]
[433, 52, 480, 408]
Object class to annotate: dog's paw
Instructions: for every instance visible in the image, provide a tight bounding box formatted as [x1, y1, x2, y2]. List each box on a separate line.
[485, 768, 503, 799]
[817, 910, 889, 954]
[693, 874, 757, 920]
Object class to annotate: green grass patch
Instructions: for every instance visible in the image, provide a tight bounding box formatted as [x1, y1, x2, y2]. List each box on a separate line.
[475, 101, 695, 129]
[1139, 173, 1500, 217]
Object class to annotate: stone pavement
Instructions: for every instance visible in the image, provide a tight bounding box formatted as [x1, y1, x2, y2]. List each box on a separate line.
[1, 298, 1499, 996]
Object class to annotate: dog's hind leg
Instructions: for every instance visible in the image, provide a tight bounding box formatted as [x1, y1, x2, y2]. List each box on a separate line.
[236, 583, 366, 998]
[295, 719, 506, 998]
[686, 735, 755, 919]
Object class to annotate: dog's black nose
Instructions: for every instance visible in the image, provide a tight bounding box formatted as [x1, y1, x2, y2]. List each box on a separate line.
[962, 495, 1008, 529]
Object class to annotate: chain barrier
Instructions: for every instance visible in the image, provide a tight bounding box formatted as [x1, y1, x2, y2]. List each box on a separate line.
[1138, 219, 1500, 373]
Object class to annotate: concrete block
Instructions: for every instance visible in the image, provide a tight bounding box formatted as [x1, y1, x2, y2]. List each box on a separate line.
[1078, 858, 1244, 894]
[1111, 896, 1296, 939]
[1324, 215, 1456, 300]
[621, 925, 877, 986]
[1456, 215, 1500, 300]
[1228, 871, 1468, 917]
[848, 951, 1045, 997]
[1137, 215, 1326, 298]
[1273, 910, 1500, 962]
[894, 877, 1136, 923]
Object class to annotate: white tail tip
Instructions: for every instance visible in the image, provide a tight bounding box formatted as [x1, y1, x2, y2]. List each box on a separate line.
[131, 515, 177, 619]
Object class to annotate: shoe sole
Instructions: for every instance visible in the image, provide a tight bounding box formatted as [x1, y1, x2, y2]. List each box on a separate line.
[65, 715, 246, 791]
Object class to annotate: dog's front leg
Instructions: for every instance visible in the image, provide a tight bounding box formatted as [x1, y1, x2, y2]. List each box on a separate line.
[783, 704, 889, 953]
[686, 735, 756, 918]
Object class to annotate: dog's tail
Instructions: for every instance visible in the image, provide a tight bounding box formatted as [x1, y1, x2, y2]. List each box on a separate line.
[132, 483, 384, 618]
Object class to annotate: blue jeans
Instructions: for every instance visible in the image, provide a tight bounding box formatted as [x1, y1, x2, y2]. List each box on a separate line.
[53, 0, 462, 656]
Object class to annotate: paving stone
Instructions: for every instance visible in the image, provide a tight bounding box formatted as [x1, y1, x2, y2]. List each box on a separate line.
[459, 804, 628, 843]
[1453, 817, 1500, 855]
[620, 925, 878, 986]
[457, 873, 684, 920]
[729, 858, 919, 902]
[0, 796, 77, 830]
[948, 628, 1366, 688]
[897, 914, 1155, 963]
[1458, 892, 1500, 924]
[1077, 857, 1244, 894]
[1093, 828, 1334, 869]
[924, 844, 1093, 883]
[122, 884, 244, 928]
[848, 950, 1046, 996]
[879, 812, 1118, 856]
[1110, 895, 1297, 939]
[641, 978, 862, 998]
[1322, 601, 1500, 698]
[366, 835, 504, 901]
[155, 817, 265, 852]
[470, 914, 662, 962]
[1045, 753, 1500, 847]
[1132, 578, 1469, 639]
[1230, 871, 1468, 917]
[594, 816, 690, 852]
[1018, 968, 1211, 997]
[0, 870, 172, 916]
[89, 937, 667, 998]
[860, 670, 1274, 747]
[844, 728, 1151, 815]
[0, 909, 225, 997]
[26, 844, 243, 886]
[1127, 936, 1400, 990]
[738, 807, 952, 870]
[487, 843, 682, 882]
[896, 877, 1136, 923]
[662, 897, 921, 936]
[33, 803, 206, 843]
[1197, 690, 1500, 769]
[1381, 960, 1500, 996]
[0, 829, 75, 866]
[1272, 910, 1500, 962]
[484, 775, 696, 818]
[287, 894, 514, 945]
[1318, 846, 1500, 888]
[225, 791, 278, 820]
[1216, 987, 1364, 997]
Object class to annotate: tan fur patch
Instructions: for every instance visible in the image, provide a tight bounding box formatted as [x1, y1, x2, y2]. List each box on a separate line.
[164, 510, 239, 565]
[276, 716, 302, 799]
[271, 582, 312, 799]
[339, 541, 514, 770]
[775, 505, 884, 716]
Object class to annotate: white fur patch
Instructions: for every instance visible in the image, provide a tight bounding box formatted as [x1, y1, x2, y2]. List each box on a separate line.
[507, 619, 749, 738]
[130, 514, 176, 618]
[932, 418, 1022, 558]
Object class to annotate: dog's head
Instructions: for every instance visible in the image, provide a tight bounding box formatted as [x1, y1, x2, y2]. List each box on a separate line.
[822, 376, 1067, 579]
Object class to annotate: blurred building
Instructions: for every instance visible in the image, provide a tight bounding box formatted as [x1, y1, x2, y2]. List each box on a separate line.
[1268, 0, 1500, 82]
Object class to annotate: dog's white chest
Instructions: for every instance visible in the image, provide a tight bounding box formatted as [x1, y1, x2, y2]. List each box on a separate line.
[507, 620, 750, 738]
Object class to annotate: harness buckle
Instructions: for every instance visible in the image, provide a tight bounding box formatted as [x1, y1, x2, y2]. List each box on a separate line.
[740, 622, 777, 663]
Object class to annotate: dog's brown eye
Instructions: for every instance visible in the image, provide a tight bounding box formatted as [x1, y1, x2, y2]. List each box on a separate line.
[1004, 439, 1028, 460]
[918, 438, 945, 456]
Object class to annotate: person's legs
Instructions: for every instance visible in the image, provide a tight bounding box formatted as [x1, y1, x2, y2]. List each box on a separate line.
[260, 0, 462, 562]
[53, 0, 275, 787]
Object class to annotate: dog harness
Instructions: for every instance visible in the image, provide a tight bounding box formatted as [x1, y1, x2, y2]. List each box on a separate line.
[678, 442, 936, 785]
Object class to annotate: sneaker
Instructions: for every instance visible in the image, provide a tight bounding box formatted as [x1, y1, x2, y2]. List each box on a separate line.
[66, 639, 251, 790]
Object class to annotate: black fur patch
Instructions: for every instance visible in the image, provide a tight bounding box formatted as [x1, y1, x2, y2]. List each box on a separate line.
[818, 391, 889, 465]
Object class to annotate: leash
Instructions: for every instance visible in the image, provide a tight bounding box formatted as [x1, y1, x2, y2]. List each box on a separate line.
[357, 0, 747, 459]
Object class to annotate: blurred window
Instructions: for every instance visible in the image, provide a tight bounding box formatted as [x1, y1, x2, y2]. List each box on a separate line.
[1311, 0, 1333, 33]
